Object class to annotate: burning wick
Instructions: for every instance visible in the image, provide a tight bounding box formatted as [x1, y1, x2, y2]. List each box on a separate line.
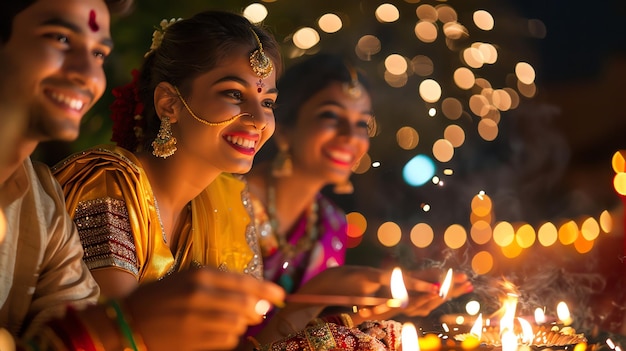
[255, 299, 271, 316]
[534, 307, 546, 325]
[556, 301, 572, 325]
[389, 267, 409, 308]
[401, 322, 420, 351]
[439, 268, 453, 299]
[469, 313, 483, 338]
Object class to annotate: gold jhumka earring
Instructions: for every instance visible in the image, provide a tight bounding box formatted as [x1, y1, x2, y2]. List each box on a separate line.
[152, 116, 177, 158]
[272, 141, 292, 177]
[333, 180, 354, 194]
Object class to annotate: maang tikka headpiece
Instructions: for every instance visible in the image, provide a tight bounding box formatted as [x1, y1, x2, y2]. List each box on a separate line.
[249, 28, 274, 93]
[343, 63, 362, 99]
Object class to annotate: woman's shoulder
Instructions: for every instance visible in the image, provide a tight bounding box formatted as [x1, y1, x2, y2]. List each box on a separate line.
[52, 144, 141, 176]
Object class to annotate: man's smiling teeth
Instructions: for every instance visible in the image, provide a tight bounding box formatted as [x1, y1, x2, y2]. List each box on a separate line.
[50, 92, 84, 111]
[328, 150, 352, 163]
[226, 135, 256, 149]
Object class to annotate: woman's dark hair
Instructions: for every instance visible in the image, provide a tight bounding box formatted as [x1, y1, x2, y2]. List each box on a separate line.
[135, 10, 282, 152]
[273, 53, 372, 129]
[0, 0, 133, 43]
[254, 53, 374, 163]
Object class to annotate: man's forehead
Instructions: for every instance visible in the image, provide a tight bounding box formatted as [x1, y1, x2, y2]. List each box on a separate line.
[24, 0, 111, 30]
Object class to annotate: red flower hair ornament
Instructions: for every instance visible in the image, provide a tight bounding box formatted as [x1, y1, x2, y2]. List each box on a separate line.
[110, 69, 146, 152]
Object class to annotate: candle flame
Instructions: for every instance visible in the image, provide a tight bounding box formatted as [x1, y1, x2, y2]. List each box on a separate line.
[517, 317, 534, 345]
[501, 329, 517, 351]
[534, 308, 546, 325]
[401, 322, 420, 351]
[556, 301, 572, 325]
[439, 268, 453, 299]
[469, 313, 483, 338]
[390, 267, 409, 307]
[499, 293, 518, 334]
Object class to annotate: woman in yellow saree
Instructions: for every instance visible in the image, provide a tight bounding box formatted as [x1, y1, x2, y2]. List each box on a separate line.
[53, 10, 281, 298]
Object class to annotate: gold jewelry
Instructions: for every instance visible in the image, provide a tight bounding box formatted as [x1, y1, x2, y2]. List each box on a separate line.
[267, 177, 318, 261]
[272, 142, 292, 177]
[342, 63, 362, 99]
[151, 115, 177, 158]
[174, 86, 250, 126]
[333, 179, 354, 194]
[249, 28, 274, 80]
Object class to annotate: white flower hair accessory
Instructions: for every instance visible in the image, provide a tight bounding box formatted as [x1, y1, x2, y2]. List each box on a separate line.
[144, 17, 183, 58]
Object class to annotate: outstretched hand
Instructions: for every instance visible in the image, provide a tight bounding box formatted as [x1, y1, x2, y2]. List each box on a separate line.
[124, 268, 285, 351]
[290, 265, 473, 321]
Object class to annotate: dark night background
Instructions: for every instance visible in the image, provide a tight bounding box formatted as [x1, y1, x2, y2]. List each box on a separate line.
[33, 0, 626, 336]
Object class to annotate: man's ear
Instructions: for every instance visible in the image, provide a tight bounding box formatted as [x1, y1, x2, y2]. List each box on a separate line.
[154, 82, 180, 123]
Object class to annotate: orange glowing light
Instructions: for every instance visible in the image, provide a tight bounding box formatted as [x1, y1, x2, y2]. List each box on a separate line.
[402, 322, 420, 351]
[469, 313, 483, 338]
[390, 267, 409, 307]
[557, 301, 572, 325]
[517, 317, 534, 345]
[611, 150, 626, 173]
[439, 268, 453, 299]
[419, 333, 442, 351]
[501, 329, 517, 351]
[534, 308, 546, 325]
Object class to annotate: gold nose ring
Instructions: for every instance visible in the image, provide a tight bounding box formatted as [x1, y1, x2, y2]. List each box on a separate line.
[250, 114, 266, 131]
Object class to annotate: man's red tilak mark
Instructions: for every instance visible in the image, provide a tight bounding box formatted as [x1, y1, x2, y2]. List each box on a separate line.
[88, 10, 99, 32]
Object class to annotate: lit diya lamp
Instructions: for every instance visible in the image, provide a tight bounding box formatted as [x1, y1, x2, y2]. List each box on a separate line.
[455, 298, 587, 349]
[439, 268, 453, 300]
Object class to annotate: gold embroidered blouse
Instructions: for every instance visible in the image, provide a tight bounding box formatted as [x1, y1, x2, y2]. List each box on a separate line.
[52, 145, 262, 283]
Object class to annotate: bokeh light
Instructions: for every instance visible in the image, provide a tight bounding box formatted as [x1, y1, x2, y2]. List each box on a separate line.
[432, 139, 454, 162]
[385, 54, 408, 75]
[243, 3, 268, 23]
[470, 220, 492, 245]
[419, 79, 442, 103]
[378, 221, 402, 247]
[353, 153, 371, 174]
[599, 210, 613, 233]
[472, 251, 494, 275]
[558, 220, 578, 245]
[515, 62, 536, 84]
[443, 224, 467, 249]
[356, 35, 381, 60]
[346, 212, 367, 238]
[444, 124, 465, 148]
[473, 10, 494, 31]
[410, 223, 434, 248]
[493, 221, 515, 247]
[580, 217, 600, 241]
[376, 3, 400, 23]
[397, 126, 420, 150]
[537, 222, 558, 247]
[515, 223, 536, 248]
[403, 154, 436, 187]
[318, 13, 343, 33]
[415, 21, 438, 43]
[293, 27, 320, 49]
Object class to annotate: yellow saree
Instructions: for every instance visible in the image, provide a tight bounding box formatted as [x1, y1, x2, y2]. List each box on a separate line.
[52, 144, 262, 283]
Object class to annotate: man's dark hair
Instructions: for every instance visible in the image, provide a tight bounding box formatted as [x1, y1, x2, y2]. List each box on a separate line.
[0, 0, 133, 43]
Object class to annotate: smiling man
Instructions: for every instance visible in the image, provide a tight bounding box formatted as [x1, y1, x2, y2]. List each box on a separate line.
[0, 2, 287, 349]
[0, 0, 116, 338]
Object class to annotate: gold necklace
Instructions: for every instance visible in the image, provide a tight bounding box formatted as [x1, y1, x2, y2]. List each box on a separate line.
[267, 178, 319, 260]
